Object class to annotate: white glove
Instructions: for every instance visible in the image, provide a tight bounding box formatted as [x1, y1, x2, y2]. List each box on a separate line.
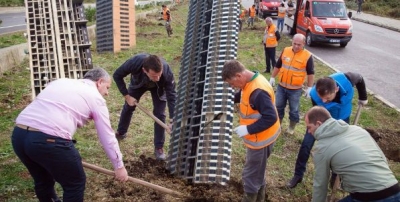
[305, 87, 312, 98]
[358, 100, 368, 106]
[234, 125, 249, 138]
[269, 77, 275, 87]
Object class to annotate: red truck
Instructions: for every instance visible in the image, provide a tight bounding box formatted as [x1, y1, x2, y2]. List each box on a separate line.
[257, 0, 281, 19]
[285, 0, 353, 47]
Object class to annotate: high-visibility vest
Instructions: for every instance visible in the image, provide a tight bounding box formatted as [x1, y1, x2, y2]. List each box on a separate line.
[239, 74, 281, 149]
[249, 7, 256, 17]
[278, 47, 312, 89]
[239, 9, 246, 19]
[278, 7, 286, 18]
[163, 8, 170, 21]
[264, 24, 278, 48]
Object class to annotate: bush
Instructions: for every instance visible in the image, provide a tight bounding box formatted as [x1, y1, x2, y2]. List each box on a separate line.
[85, 6, 96, 22]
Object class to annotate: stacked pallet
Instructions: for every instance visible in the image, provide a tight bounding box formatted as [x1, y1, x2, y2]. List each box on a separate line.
[167, 0, 240, 185]
[96, 0, 136, 53]
[25, 0, 93, 98]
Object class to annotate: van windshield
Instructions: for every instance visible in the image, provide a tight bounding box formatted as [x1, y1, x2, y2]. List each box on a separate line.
[312, 2, 347, 18]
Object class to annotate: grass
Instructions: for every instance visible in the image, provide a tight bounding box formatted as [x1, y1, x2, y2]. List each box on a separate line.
[0, 2, 399, 201]
[345, 0, 400, 19]
[0, 31, 26, 48]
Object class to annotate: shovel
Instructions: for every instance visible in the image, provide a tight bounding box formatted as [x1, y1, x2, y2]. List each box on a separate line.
[329, 104, 363, 202]
[82, 161, 186, 198]
[135, 102, 171, 134]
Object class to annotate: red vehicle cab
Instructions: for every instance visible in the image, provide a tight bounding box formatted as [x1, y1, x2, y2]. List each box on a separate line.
[295, 0, 353, 47]
[258, 0, 281, 19]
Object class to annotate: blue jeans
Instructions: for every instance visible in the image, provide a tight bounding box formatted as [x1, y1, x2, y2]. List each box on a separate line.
[277, 18, 284, 31]
[275, 85, 303, 123]
[294, 117, 349, 178]
[117, 87, 166, 148]
[264, 46, 276, 72]
[339, 191, 400, 202]
[12, 127, 85, 202]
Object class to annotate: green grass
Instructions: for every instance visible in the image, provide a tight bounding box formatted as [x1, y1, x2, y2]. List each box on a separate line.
[346, 0, 400, 19]
[0, 31, 26, 48]
[0, 2, 399, 201]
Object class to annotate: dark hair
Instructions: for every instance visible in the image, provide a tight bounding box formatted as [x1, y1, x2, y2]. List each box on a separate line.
[280, 3, 284, 6]
[83, 68, 110, 81]
[306, 106, 331, 124]
[143, 55, 163, 73]
[316, 77, 336, 96]
[162, 5, 166, 8]
[222, 60, 245, 81]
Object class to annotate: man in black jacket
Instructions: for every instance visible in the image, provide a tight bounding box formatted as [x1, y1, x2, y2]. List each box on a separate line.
[113, 54, 177, 160]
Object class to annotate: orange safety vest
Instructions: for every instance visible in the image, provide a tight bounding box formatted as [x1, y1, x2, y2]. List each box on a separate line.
[239, 74, 281, 149]
[249, 7, 256, 17]
[239, 9, 246, 19]
[278, 47, 312, 89]
[264, 24, 278, 48]
[278, 7, 286, 18]
[163, 8, 170, 21]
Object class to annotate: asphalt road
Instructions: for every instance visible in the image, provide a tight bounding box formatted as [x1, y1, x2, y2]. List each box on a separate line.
[0, 12, 25, 34]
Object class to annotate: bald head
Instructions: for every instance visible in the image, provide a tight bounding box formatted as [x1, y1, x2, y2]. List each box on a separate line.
[265, 17, 273, 25]
[292, 33, 306, 53]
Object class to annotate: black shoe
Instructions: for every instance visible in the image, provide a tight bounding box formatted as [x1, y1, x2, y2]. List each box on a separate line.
[286, 176, 302, 188]
[115, 132, 127, 141]
[263, 70, 270, 73]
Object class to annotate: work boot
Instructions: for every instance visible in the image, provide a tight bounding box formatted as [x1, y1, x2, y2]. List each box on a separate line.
[256, 185, 266, 202]
[286, 175, 302, 189]
[286, 121, 297, 135]
[242, 192, 257, 202]
[115, 132, 127, 141]
[154, 148, 166, 160]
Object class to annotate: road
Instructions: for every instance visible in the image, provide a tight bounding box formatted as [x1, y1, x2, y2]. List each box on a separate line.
[0, 12, 25, 34]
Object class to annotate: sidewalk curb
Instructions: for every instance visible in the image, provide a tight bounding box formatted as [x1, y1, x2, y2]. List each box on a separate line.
[351, 17, 400, 33]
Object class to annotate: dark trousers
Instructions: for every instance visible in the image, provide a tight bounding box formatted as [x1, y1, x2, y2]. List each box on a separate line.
[264, 46, 276, 72]
[117, 87, 166, 149]
[11, 127, 85, 202]
[294, 117, 349, 178]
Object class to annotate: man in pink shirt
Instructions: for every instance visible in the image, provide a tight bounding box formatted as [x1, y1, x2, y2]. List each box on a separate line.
[11, 68, 128, 202]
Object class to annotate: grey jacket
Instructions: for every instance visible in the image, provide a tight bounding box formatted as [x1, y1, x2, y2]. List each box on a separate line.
[312, 118, 398, 202]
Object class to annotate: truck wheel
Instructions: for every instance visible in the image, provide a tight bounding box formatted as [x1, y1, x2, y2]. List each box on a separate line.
[306, 32, 314, 47]
[340, 42, 348, 48]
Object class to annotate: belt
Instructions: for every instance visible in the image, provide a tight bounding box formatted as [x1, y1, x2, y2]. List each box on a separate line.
[16, 124, 41, 132]
[350, 183, 400, 201]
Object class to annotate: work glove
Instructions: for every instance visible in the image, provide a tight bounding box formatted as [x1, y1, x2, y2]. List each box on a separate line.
[304, 87, 312, 98]
[234, 125, 249, 138]
[358, 100, 368, 106]
[269, 77, 275, 87]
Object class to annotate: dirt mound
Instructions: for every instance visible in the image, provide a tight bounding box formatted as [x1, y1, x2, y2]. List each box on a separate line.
[103, 155, 244, 201]
[366, 128, 400, 162]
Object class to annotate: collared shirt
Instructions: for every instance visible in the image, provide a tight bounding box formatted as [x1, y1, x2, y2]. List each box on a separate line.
[16, 78, 124, 169]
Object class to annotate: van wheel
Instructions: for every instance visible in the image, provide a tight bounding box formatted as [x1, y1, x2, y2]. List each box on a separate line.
[340, 42, 348, 47]
[306, 32, 314, 47]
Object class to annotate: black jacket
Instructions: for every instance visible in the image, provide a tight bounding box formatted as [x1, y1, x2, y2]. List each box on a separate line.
[113, 53, 177, 118]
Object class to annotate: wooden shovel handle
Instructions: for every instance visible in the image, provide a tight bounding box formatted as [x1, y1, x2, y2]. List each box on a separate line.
[81, 161, 186, 198]
[135, 102, 171, 134]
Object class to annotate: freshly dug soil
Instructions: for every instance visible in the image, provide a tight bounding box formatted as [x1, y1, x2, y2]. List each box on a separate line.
[97, 128, 399, 201]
